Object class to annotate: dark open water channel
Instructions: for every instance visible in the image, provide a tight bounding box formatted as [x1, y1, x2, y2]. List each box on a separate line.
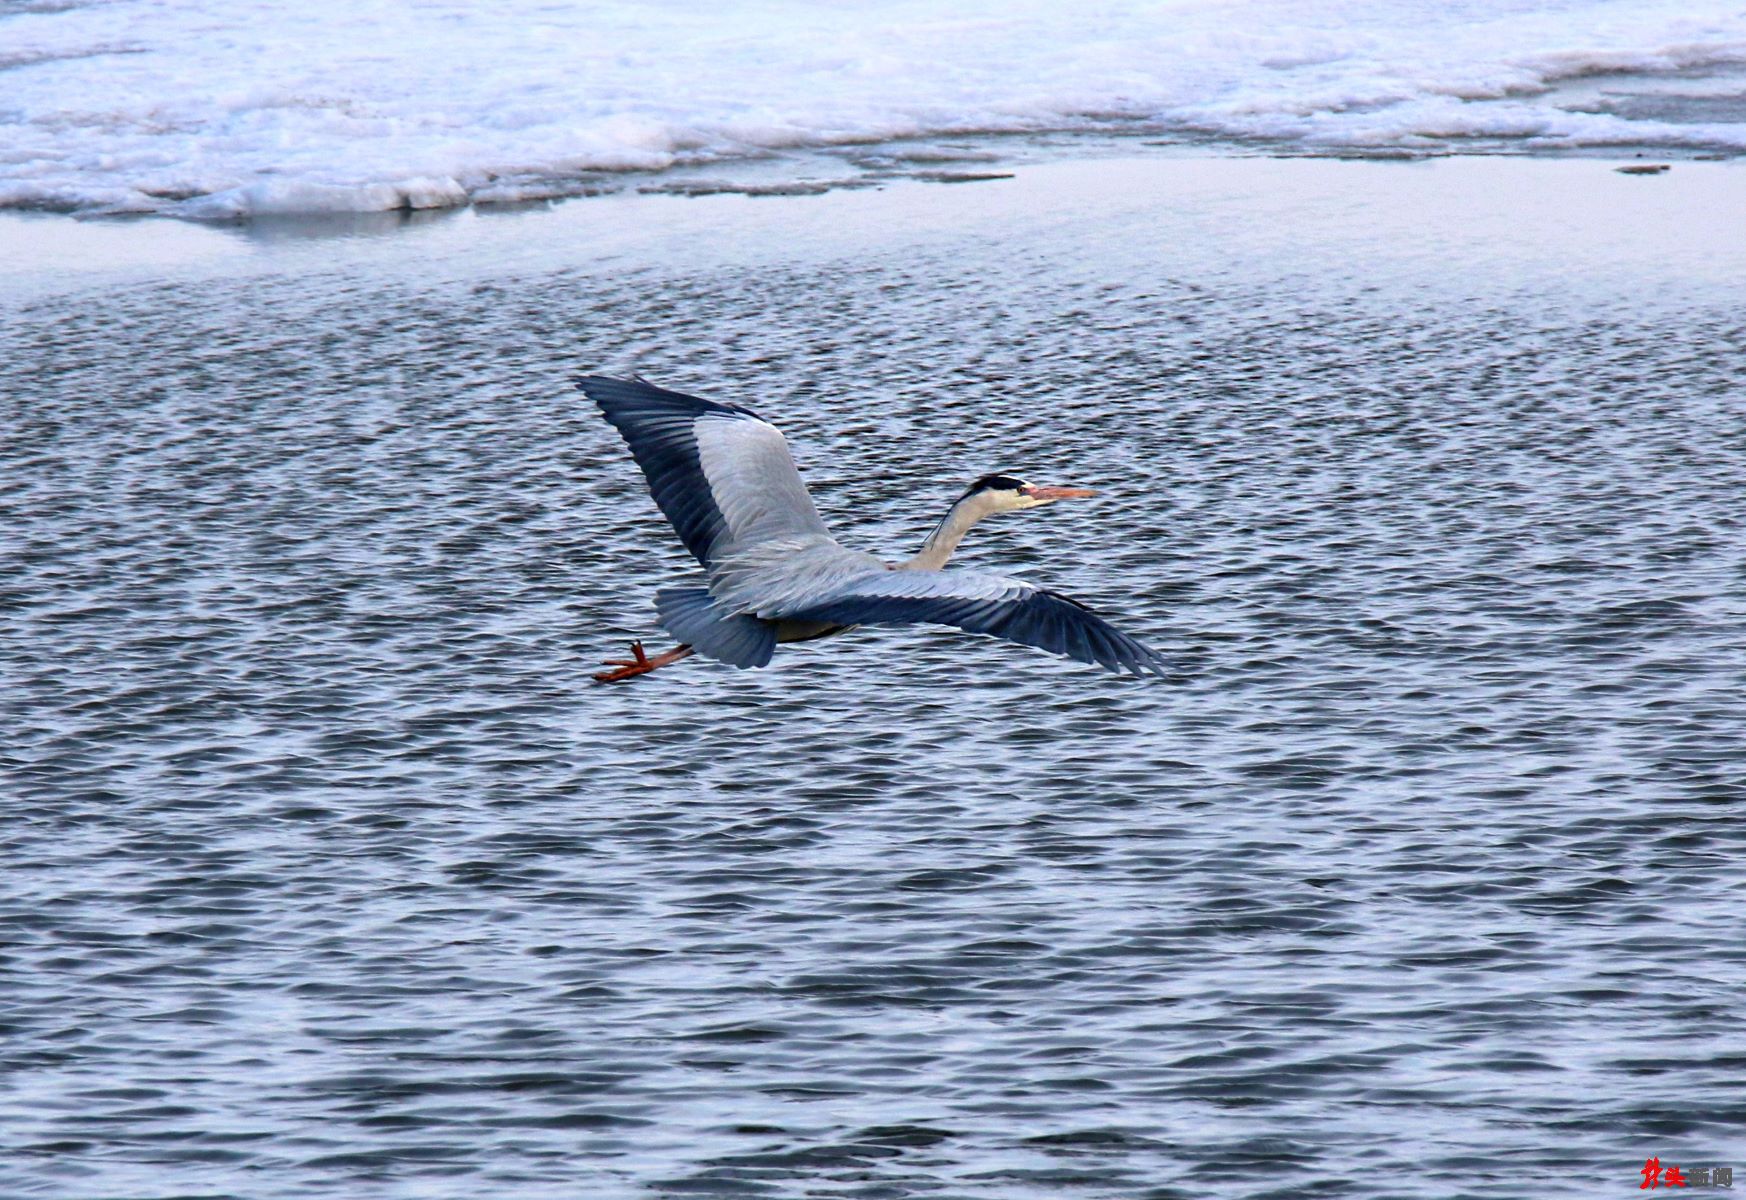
[3, 158, 1745, 1197]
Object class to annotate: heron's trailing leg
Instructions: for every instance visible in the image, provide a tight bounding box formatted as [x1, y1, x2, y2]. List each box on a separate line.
[594, 641, 694, 683]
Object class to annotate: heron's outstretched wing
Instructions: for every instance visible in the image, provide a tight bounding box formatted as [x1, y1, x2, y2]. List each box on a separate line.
[580, 375, 831, 569]
[773, 568, 1172, 677]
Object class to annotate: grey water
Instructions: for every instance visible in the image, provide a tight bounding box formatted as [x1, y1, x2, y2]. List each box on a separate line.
[3, 158, 1745, 1198]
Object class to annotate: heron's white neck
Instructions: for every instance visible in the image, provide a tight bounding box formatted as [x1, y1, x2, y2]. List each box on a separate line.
[903, 490, 1004, 571]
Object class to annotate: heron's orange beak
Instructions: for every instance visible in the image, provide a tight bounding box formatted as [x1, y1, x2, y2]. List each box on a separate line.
[1021, 484, 1098, 501]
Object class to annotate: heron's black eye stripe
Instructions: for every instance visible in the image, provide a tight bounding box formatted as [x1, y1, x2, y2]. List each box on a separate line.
[970, 473, 1027, 494]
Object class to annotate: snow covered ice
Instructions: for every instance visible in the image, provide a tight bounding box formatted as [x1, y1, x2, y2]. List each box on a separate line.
[5, 0, 1746, 217]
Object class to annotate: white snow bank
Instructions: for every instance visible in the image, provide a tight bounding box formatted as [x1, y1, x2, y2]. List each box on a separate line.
[3, 0, 1745, 217]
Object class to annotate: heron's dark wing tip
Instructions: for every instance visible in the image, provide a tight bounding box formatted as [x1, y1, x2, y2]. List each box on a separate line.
[576, 373, 764, 423]
[573, 371, 655, 387]
[1030, 588, 1174, 680]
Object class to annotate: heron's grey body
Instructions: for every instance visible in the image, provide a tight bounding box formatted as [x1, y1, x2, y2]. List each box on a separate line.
[582, 375, 1170, 677]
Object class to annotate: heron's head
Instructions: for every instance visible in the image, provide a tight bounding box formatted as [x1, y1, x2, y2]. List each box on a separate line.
[964, 473, 1098, 513]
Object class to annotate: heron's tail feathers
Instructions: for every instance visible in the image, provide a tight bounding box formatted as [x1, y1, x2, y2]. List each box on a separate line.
[655, 588, 776, 669]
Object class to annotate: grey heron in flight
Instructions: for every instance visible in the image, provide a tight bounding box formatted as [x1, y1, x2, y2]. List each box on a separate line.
[582, 375, 1171, 682]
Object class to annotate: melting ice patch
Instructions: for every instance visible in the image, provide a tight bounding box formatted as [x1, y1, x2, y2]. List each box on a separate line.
[4, 0, 1746, 217]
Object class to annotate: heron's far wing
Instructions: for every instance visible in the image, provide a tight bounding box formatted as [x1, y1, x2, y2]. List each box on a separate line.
[774, 568, 1172, 677]
[581, 375, 831, 568]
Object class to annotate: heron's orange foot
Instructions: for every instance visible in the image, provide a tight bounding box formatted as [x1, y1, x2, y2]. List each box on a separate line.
[593, 641, 695, 684]
[594, 641, 654, 683]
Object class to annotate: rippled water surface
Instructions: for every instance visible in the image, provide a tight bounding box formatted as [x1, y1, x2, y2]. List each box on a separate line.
[4, 159, 1746, 1198]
